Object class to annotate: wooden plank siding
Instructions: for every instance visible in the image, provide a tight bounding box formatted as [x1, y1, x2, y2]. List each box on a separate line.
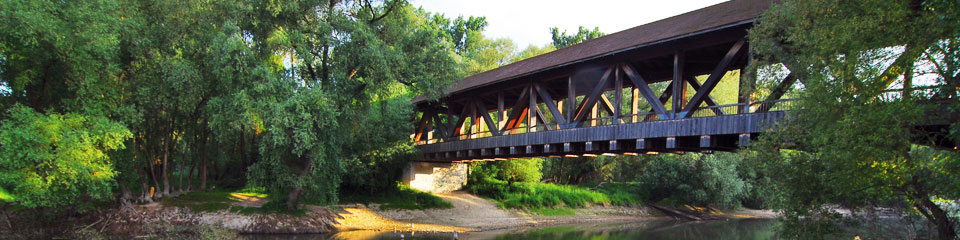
[418, 112, 784, 161]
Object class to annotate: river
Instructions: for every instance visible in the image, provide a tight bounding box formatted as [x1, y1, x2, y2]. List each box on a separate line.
[240, 218, 780, 240]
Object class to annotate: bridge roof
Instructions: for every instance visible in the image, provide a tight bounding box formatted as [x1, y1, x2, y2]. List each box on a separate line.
[413, 0, 776, 104]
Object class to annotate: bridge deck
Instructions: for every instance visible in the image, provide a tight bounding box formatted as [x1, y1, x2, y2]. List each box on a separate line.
[418, 110, 786, 162]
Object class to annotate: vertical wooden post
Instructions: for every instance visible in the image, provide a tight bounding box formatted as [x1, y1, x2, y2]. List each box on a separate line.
[498, 91, 506, 130]
[529, 86, 537, 132]
[557, 100, 564, 116]
[614, 67, 623, 124]
[738, 45, 754, 114]
[446, 101, 455, 139]
[567, 76, 575, 124]
[673, 50, 685, 117]
[590, 103, 598, 127]
[469, 102, 478, 139]
[631, 88, 640, 123]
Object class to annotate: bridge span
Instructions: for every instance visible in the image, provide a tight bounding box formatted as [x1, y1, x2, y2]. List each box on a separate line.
[411, 0, 791, 162]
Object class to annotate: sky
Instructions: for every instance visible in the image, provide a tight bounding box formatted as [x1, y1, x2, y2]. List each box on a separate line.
[413, 0, 729, 48]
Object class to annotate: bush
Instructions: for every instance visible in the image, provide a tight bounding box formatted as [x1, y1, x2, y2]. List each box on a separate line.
[637, 153, 748, 208]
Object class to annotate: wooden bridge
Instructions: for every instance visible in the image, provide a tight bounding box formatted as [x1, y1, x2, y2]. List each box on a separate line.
[409, 0, 954, 162]
[410, 0, 787, 162]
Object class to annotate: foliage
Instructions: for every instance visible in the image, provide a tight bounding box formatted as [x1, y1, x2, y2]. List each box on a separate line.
[748, 0, 960, 238]
[550, 26, 605, 49]
[338, 182, 452, 210]
[0, 105, 131, 208]
[511, 44, 556, 62]
[467, 162, 646, 210]
[496, 158, 544, 184]
[468, 177, 615, 209]
[637, 153, 749, 208]
[0, 186, 12, 203]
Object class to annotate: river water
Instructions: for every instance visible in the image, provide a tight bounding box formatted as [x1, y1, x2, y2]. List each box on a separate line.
[241, 219, 780, 240]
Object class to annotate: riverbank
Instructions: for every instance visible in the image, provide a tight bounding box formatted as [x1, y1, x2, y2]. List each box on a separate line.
[0, 191, 775, 238]
[333, 191, 776, 233]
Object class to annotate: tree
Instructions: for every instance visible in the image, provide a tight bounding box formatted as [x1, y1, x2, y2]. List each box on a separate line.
[748, 0, 960, 238]
[0, 105, 131, 208]
[510, 44, 556, 63]
[496, 158, 544, 185]
[550, 26, 605, 49]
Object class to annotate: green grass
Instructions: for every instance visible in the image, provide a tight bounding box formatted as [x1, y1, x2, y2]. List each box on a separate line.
[338, 183, 453, 210]
[531, 208, 576, 216]
[469, 178, 645, 212]
[162, 190, 279, 214]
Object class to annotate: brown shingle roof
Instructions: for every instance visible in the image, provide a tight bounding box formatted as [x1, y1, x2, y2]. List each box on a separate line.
[414, 0, 775, 104]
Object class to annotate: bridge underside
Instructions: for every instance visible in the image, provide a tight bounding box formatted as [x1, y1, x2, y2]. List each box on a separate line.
[418, 112, 783, 162]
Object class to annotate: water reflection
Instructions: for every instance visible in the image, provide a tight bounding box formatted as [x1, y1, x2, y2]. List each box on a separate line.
[239, 219, 779, 240]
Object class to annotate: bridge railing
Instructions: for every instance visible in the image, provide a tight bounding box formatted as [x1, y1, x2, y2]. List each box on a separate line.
[415, 98, 801, 145]
[879, 85, 957, 102]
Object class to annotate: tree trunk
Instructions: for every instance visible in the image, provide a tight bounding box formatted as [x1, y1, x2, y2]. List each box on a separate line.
[919, 197, 957, 240]
[286, 154, 314, 210]
[186, 159, 196, 192]
[140, 168, 152, 202]
[907, 179, 958, 240]
[240, 126, 247, 171]
[178, 144, 188, 194]
[162, 136, 170, 196]
[1, 203, 11, 230]
[200, 128, 208, 191]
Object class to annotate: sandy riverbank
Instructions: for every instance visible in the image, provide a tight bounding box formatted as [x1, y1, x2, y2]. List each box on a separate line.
[332, 191, 775, 233]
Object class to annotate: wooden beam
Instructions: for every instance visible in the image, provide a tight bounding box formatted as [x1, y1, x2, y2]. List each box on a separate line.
[534, 105, 554, 131]
[502, 86, 531, 131]
[414, 111, 432, 142]
[631, 88, 639, 123]
[534, 83, 567, 126]
[756, 72, 798, 113]
[472, 97, 501, 136]
[450, 102, 471, 138]
[573, 67, 614, 125]
[686, 77, 725, 115]
[621, 64, 670, 119]
[681, 38, 746, 118]
[528, 87, 537, 132]
[738, 44, 754, 114]
[567, 76, 576, 123]
[599, 94, 616, 115]
[431, 114, 449, 140]
[614, 68, 623, 124]
[498, 91, 505, 130]
[673, 50, 685, 115]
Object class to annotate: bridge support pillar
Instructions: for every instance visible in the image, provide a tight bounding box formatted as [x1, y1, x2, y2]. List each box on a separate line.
[739, 133, 751, 147]
[402, 161, 468, 193]
[636, 138, 648, 150]
[609, 140, 618, 151]
[666, 137, 677, 149]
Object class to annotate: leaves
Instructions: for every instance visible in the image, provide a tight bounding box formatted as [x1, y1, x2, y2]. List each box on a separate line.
[0, 105, 131, 208]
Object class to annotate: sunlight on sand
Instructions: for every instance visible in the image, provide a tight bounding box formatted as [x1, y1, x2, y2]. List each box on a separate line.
[433, 193, 482, 207]
[334, 207, 472, 233]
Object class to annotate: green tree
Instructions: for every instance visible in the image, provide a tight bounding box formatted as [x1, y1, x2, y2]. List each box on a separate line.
[496, 158, 544, 185]
[550, 26, 605, 49]
[748, 0, 960, 238]
[0, 105, 131, 208]
[511, 44, 556, 63]
[638, 153, 748, 208]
